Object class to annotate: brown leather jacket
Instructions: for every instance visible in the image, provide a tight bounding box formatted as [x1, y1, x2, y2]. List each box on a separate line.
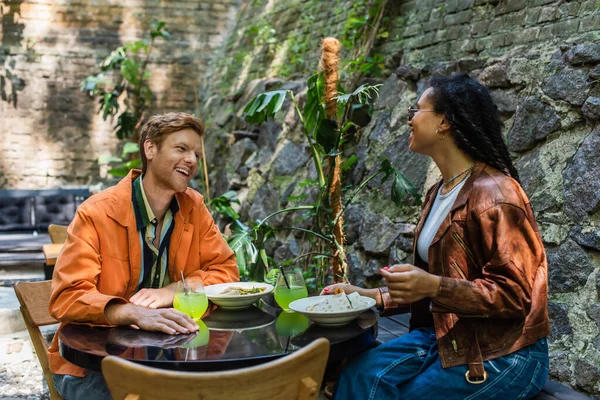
[380, 162, 550, 381]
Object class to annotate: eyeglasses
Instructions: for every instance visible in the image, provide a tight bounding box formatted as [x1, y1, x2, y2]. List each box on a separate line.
[407, 107, 436, 122]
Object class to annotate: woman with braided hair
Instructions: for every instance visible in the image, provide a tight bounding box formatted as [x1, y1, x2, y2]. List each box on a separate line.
[324, 74, 550, 399]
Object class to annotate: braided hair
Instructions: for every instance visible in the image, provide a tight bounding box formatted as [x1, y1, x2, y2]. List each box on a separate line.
[428, 73, 520, 184]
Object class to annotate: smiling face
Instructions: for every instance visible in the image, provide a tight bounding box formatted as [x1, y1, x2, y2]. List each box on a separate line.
[143, 128, 202, 194]
[408, 87, 446, 156]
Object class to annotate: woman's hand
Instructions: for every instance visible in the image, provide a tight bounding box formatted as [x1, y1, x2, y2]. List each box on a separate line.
[320, 283, 360, 296]
[320, 283, 383, 308]
[129, 285, 177, 309]
[380, 264, 441, 304]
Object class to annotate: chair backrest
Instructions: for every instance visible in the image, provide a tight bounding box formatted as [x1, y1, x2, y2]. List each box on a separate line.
[13, 280, 62, 400]
[102, 337, 330, 400]
[48, 224, 68, 244]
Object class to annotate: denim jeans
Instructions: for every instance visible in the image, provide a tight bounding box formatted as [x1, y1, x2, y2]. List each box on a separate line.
[53, 371, 112, 400]
[334, 327, 548, 400]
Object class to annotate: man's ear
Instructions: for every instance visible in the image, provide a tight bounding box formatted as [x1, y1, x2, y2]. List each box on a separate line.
[144, 139, 157, 162]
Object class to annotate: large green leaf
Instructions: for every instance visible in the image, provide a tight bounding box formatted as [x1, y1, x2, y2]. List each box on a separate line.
[303, 72, 326, 136]
[107, 167, 130, 177]
[209, 191, 241, 220]
[227, 227, 258, 278]
[121, 142, 140, 157]
[243, 90, 288, 124]
[100, 47, 126, 71]
[121, 58, 140, 86]
[380, 158, 422, 207]
[315, 119, 339, 155]
[115, 112, 137, 139]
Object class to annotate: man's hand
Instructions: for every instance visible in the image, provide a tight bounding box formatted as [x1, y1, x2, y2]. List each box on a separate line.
[380, 264, 441, 304]
[105, 303, 198, 335]
[129, 284, 177, 309]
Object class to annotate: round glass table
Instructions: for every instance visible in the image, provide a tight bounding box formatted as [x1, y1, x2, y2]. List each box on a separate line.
[59, 302, 378, 372]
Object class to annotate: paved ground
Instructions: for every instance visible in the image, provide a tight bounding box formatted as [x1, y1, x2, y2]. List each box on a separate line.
[0, 328, 51, 400]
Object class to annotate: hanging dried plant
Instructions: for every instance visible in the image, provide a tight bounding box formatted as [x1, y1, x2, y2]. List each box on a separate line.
[320, 37, 347, 283]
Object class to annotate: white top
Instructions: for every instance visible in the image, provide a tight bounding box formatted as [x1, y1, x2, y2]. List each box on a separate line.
[417, 179, 468, 263]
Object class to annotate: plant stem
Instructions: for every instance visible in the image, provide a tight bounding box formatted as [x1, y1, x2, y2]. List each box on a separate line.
[289, 91, 326, 188]
[292, 252, 333, 264]
[273, 227, 332, 243]
[332, 167, 383, 228]
[257, 205, 314, 229]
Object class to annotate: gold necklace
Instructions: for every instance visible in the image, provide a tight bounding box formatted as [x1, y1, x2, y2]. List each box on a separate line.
[443, 163, 475, 187]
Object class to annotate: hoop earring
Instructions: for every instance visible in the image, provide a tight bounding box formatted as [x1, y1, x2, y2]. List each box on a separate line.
[436, 128, 445, 140]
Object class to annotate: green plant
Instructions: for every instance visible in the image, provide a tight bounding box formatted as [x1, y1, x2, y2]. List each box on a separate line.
[224, 56, 419, 289]
[81, 21, 172, 177]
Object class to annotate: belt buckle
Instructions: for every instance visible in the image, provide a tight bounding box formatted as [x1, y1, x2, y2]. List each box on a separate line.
[465, 370, 488, 384]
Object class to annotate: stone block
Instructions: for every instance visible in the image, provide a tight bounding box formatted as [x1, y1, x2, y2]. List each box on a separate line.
[548, 302, 572, 341]
[478, 63, 511, 88]
[494, 0, 526, 16]
[565, 43, 600, 65]
[547, 239, 594, 293]
[524, 7, 542, 25]
[471, 20, 489, 36]
[508, 98, 561, 152]
[563, 127, 600, 219]
[443, 9, 472, 26]
[582, 97, 600, 122]
[569, 225, 600, 251]
[541, 68, 589, 106]
[538, 6, 558, 23]
[358, 212, 402, 256]
[579, 15, 600, 32]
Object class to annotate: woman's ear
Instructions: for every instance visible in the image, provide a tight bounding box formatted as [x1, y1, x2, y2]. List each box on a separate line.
[144, 139, 156, 162]
[438, 118, 452, 135]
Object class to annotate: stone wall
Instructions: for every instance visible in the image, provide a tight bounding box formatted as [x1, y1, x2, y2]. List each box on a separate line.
[200, 0, 600, 395]
[0, 0, 240, 189]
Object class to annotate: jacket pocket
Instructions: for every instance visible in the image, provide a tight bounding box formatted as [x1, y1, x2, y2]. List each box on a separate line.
[452, 232, 477, 266]
[449, 261, 467, 280]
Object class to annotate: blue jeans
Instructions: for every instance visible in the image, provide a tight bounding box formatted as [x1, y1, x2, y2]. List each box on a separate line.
[334, 327, 548, 400]
[53, 371, 112, 400]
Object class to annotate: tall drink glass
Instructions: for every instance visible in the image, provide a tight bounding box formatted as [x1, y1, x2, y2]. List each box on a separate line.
[173, 280, 208, 321]
[274, 269, 308, 312]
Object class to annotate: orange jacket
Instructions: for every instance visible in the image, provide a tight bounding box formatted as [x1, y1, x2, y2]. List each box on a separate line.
[48, 170, 239, 376]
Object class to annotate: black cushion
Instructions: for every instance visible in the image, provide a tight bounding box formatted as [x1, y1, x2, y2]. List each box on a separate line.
[0, 196, 33, 231]
[35, 194, 77, 230]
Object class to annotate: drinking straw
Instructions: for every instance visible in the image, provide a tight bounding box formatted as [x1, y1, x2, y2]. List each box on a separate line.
[180, 271, 190, 295]
[279, 266, 290, 288]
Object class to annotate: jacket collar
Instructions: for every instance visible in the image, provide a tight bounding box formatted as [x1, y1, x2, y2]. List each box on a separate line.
[106, 169, 195, 227]
[415, 161, 487, 250]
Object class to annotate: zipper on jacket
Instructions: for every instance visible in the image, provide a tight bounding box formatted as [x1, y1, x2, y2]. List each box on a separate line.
[439, 254, 459, 355]
[452, 232, 477, 266]
[450, 261, 467, 280]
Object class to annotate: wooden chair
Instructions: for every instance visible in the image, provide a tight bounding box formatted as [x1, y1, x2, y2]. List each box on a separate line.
[102, 337, 330, 400]
[13, 280, 62, 400]
[47, 224, 68, 244]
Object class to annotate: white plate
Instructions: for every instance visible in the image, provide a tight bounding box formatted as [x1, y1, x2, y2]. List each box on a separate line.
[204, 282, 274, 310]
[289, 295, 376, 327]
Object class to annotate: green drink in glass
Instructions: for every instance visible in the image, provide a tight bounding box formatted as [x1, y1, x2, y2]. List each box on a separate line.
[274, 268, 308, 311]
[173, 280, 208, 320]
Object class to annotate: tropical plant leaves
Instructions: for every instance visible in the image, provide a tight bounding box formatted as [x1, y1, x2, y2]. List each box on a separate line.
[315, 119, 339, 155]
[243, 90, 288, 124]
[335, 83, 382, 105]
[380, 157, 422, 207]
[209, 191, 241, 221]
[304, 72, 326, 136]
[227, 223, 258, 278]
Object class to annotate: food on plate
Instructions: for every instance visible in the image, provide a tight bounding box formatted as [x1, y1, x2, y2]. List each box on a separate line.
[219, 286, 266, 296]
[306, 291, 370, 312]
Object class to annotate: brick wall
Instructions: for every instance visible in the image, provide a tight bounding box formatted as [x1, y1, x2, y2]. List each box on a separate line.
[0, 0, 240, 189]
